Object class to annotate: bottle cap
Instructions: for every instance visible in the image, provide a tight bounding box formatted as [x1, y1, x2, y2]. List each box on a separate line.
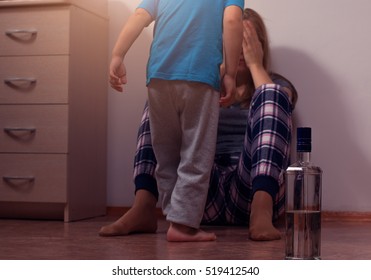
[297, 127, 311, 152]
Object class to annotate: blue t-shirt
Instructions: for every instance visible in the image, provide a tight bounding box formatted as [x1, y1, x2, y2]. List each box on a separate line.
[138, 0, 244, 90]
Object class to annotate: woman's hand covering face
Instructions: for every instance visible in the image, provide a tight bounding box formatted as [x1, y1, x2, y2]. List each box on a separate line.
[242, 20, 264, 69]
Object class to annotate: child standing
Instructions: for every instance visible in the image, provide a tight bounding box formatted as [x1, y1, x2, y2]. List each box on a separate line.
[109, 0, 244, 242]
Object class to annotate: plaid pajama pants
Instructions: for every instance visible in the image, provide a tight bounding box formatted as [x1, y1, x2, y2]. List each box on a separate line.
[133, 84, 292, 226]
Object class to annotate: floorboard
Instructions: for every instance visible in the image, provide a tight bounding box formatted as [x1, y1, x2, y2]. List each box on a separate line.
[1, 214, 371, 260]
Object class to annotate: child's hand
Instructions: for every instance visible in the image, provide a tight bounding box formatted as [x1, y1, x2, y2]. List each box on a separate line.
[109, 56, 127, 92]
[219, 73, 236, 107]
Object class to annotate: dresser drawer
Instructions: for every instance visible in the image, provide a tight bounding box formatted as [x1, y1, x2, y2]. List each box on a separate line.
[0, 56, 68, 104]
[0, 6, 69, 56]
[0, 153, 67, 203]
[0, 104, 68, 153]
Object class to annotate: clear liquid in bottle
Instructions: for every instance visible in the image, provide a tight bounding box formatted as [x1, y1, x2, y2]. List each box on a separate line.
[285, 127, 322, 260]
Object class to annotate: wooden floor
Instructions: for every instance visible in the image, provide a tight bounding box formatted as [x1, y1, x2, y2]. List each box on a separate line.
[1, 213, 371, 260]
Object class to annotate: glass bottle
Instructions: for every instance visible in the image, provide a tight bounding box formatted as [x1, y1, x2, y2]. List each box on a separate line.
[285, 127, 322, 260]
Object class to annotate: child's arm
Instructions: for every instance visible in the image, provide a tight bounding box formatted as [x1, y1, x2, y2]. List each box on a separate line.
[220, 5, 243, 106]
[110, 8, 153, 92]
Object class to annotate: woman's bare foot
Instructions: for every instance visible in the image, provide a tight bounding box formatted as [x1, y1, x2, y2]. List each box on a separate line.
[166, 222, 216, 242]
[99, 190, 158, 237]
[249, 191, 281, 241]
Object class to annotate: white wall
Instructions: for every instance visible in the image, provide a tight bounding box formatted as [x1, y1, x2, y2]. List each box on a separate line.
[106, 0, 151, 206]
[106, 0, 371, 212]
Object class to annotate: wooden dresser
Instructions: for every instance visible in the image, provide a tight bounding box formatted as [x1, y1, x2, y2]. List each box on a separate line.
[0, 0, 108, 221]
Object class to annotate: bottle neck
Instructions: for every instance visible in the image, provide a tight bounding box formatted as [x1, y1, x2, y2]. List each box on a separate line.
[297, 151, 311, 164]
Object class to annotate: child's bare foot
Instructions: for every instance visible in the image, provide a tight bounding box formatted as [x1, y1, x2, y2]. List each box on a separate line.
[166, 222, 216, 242]
[99, 190, 157, 236]
[249, 191, 281, 241]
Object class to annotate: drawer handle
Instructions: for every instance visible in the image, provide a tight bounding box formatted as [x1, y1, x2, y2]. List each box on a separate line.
[4, 127, 37, 134]
[3, 176, 35, 183]
[5, 29, 38, 36]
[4, 78, 37, 88]
[3, 176, 35, 187]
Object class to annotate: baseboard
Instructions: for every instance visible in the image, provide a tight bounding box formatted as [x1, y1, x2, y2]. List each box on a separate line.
[107, 207, 371, 222]
[322, 211, 371, 222]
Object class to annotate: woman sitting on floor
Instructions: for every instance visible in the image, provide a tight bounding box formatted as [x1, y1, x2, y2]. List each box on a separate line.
[100, 8, 298, 241]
